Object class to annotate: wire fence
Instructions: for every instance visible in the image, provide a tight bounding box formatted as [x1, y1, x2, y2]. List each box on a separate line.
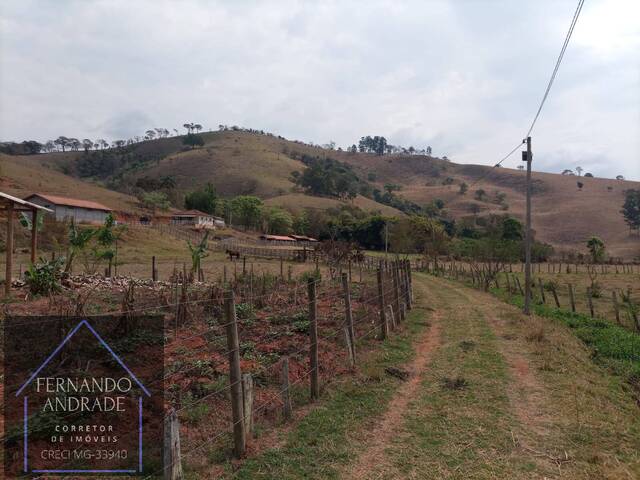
[2, 259, 414, 479]
[423, 260, 639, 333]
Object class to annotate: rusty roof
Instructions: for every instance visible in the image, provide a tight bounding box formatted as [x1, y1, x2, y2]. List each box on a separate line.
[25, 194, 112, 212]
[260, 234, 296, 241]
[172, 210, 212, 217]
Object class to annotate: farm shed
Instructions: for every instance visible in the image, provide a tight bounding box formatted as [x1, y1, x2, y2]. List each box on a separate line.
[1, 192, 52, 296]
[290, 235, 318, 242]
[260, 234, 297, 242]
[23, 193, 112, 224]
[171, 210, 215, 229]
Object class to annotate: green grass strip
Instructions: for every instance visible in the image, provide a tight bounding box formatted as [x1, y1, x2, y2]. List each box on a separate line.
[206, 307, 430, 480]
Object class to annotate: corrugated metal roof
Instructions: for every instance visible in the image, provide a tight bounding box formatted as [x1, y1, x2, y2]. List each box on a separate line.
[0, 192, 53, 212]
[260, 234, 296, 241]
[172, 210, 212, 217]
[25, 194, 112, 212]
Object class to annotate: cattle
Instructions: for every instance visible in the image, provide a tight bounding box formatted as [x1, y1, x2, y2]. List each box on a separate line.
[226, 249, 241, 261]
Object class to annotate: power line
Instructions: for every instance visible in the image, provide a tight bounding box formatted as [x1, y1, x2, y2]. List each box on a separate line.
[526, 0, 585, 137]
[469, 0, 585, 187]
[468, 140, 524, 188]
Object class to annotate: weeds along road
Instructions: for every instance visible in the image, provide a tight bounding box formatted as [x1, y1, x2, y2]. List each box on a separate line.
[228, 273, 640, 480]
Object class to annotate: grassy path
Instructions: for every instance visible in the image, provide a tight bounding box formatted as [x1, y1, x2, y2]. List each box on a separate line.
[223, 273, 640, 479]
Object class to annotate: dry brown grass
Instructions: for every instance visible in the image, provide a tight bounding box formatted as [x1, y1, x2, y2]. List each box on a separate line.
[0, 153, 143, 212]
[7, 131, 640, 258]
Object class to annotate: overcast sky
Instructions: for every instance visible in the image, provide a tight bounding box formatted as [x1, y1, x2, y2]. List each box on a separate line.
[1, 0, 638, 179]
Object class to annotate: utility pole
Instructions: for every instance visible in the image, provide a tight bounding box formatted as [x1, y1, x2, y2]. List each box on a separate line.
[523, 136, 532, 315]
[384, 221, 389, 259]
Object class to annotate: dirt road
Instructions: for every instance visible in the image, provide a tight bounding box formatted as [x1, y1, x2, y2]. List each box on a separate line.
[231, 273, 640, 480]
[341, 273, 640, 479]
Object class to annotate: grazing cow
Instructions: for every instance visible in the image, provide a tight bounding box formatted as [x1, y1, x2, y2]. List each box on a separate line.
[226, 249, 240, 261]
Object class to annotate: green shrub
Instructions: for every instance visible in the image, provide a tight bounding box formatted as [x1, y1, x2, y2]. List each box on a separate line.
[299, 270, 322, 283]
[24, 257, 65, 295]
[292, 312, 310, 333]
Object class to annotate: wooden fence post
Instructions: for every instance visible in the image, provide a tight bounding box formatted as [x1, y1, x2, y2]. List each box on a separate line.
[224, 290, 246, 458]
[163, 408, 183, 480]
[341, 273, 356, 366]
[515, 276, 524, 296]
[587, 288, 595, 318]
[403, 260, 412, 309]
[377, 268, 388, 340]
[551, 286, 561, 308]
[392, 262, 403, 322]
[386, 304, 396, 330]
[242, 373, 254, 438]
[612, 290, 621, 325]
[281, 357, 292, 421]
[152, 256, 157, 281]
[568, 283, 576, 313]
[538, 278, 546, 304]
[307, 278, 319, 400]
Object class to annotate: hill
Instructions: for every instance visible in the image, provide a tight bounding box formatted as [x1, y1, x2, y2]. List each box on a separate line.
[0, 153, 143, 213]
[6, 130, 640, 258]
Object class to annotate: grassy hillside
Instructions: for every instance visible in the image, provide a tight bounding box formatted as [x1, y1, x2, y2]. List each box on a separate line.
[0, 153, 143, 213]
[7, 131, 640, 258]
[265, 193, 405, 217]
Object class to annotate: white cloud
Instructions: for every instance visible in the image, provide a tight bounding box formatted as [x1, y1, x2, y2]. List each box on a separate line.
[0, 0, 638, 180]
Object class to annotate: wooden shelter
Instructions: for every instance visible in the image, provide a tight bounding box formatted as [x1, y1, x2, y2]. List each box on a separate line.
[1, 192, 52, 296]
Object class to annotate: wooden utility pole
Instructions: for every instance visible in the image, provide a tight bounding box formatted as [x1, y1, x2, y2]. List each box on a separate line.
[523, 136, 533, 315]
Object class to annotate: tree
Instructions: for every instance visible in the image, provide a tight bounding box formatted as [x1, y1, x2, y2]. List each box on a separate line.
[620, 189, 640, 234]
[184, 183, 217, 214]
[82, 139, 94, 151]
[577, 181, 583, 191]
[426, 146, 432, 155]
[94, 212, 124, 275]
[230, 196, 263, 229]
[586, 236, 605, 263]
[264, 207, 293, 234]
[584, 172, 593, 178]
[187, 231, 209, 276]
[459, 182, 468, 195]
[474, 189, 486, 201]
[54, 136, 70, 152]
[576, 166, 583, 176]
[502, 217, 523, 240]
[65, 219, 96, 273]
[194, 124, 203, 133]
[562, 169, 574, 175]
[182, 133, 204, 149]
[141, 191, 171, 213]
[292, 211, 310, 234]
[616, 175, 625, 180]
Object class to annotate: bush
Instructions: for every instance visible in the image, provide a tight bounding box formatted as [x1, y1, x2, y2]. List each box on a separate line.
[24, 257, 65, 295]
[299, 270, 322, 283]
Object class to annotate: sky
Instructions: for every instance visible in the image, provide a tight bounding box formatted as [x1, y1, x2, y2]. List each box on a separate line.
[1, 0, 638, 180]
